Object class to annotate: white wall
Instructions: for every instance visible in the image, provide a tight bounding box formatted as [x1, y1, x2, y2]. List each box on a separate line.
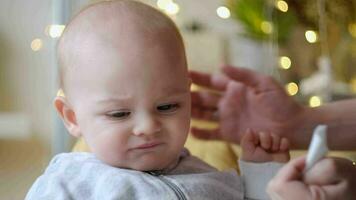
[0, 0, 56, 145]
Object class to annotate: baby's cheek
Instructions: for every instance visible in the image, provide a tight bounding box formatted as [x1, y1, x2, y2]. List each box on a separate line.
[95, 140, 129, 167]
[94, 133, 127, 154]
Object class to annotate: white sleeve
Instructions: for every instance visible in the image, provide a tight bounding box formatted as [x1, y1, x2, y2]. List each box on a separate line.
[239, 160, 284, 200]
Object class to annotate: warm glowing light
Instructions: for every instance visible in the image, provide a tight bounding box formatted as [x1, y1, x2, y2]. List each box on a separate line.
[191, 84, 199, 92]
[275, 0, 288, 12]
[48, 25, 65, 38]
[285, 82, 298, 96]
[309, 96, 322, 107]
[164, 2, 179, 15]
[31, 39, 43, 51]
[57, 89, 65, 97]
[351, 78, 356, 93]
[261, 21, 273, 34]
[348, 23, 356, 38]
[279, 56, 291, 69]
[216, 6, 231, 19]
[156, 0, 172, 10]
[305, 30, 318, 43]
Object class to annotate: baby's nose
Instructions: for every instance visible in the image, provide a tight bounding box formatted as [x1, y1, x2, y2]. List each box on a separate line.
[132, 113, 161, 136]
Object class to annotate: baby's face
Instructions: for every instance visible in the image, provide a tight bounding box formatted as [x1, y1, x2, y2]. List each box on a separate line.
[67, 33, 190, 171]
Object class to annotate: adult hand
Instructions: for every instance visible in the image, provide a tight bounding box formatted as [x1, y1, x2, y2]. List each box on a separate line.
[190, 65, 304, 145]
[267, 156, 356, 200]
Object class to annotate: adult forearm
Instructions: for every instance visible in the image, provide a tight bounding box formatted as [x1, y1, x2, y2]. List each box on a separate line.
[292, 99, 356, 150]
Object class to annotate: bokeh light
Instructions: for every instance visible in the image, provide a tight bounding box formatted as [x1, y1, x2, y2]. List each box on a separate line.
[309, 96, 322, 107]
[261, 21, 273, 34]
[216, 6, 231, 19]
[285, 82, 298, 96]
[275, 0, 288, 12]
[31, 39, 43, 51]
[279, 56, 291, 69]
[305, 30, 318, 43]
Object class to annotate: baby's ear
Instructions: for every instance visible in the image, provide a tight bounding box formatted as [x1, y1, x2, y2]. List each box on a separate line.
[54, 96, 81, 138]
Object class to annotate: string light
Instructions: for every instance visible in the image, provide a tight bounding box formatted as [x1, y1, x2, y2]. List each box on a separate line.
[156, 0, 172, 10]
[275, 0, 288, 12]
[285, 82, 298, 96]
[309, 96, 322, 107]
[348, 23, 356, 38]
[279, 56, 291, 69]
[57, 89, 65, 97]
[216, 6, 231, 19]
[47, 25, 65, 38]
[156, 0, 179, 16]
[351, 78, 356, 93]
[165, 2, 179, 15]
[190, 84, 199, 92]
[305, 30, 318, 43]
[261, 21, 273, 34]
[31, 39, 43, 51]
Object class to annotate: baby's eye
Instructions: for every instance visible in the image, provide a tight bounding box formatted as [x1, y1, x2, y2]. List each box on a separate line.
[157, 103, 179, 113]
[106, 111, 131, 119]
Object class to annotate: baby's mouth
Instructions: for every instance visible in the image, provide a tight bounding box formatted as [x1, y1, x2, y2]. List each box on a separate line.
[132, 141, 164, 150]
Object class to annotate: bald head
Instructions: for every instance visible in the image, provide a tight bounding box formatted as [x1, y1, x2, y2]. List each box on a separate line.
[57, 0, 185, 96]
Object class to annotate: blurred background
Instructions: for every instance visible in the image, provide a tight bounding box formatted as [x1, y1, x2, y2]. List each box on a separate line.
[0, 0, 355, 199]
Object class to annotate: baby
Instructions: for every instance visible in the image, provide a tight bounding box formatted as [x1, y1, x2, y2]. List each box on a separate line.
[26, 1, 289, 199]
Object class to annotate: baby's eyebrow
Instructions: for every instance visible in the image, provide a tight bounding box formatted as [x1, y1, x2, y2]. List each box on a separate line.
[161, 87, 190, 96]
[96, 97, 132, 105]
[95, 88, 189, 104]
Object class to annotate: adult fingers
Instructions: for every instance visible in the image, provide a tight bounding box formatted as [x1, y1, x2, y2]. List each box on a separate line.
[271, 182, 348, 200]
[191, 91, 220, 121]
[191, 91, 220, 109]
[305, 157, 356, 200]
[190, 127, 222, 141]
[221, 65, 263, 88]
[222, 65, 280, 92]
[305, 184, 348, 200]
[273, 156, 306, 182]
[218, 80, 246, 112]
[191, 107, 218, 122]
[189, 70, 229, 91]
[267, 156, 311, 200]
[303, 157, 350, 185]
[267, 182, 311, 200]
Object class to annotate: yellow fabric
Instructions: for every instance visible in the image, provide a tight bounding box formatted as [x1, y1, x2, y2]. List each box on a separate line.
[185, 134, 238, 171]
[72, 138, 91, 152]
[187, 119, 239, 171]
[72, 119, 240, 171]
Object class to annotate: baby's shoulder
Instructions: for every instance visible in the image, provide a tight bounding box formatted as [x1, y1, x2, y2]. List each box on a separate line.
[46, 153, 128, 175]
[26, 153, 160, 199]
[44, 152, 145, 181]
[50, 152, 99, 164]
[46, 152, 100, 170]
